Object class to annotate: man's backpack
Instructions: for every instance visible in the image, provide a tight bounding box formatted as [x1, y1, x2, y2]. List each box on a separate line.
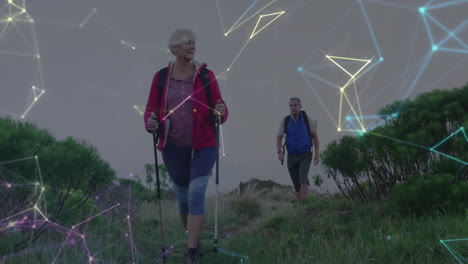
[284, 110, 312, 136]
[156, 66, 212, 106]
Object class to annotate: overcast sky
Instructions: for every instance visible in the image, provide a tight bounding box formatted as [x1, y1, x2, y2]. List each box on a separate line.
[1, 0, 467, 194]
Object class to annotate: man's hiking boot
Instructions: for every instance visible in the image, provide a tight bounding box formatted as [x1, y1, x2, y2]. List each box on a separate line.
[184, 247, 201, 264]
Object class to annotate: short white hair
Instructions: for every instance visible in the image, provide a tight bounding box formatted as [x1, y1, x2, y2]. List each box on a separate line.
[168, 29, 196, 55]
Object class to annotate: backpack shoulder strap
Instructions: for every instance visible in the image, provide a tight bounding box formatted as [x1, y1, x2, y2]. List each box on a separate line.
[284, 115, 291, 135]
[199, 68, 211, 108]
[156, 67, 169, 98]
[301, 110, 311, 136]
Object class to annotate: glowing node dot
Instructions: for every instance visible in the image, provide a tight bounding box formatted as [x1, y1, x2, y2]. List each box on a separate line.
[132, 47, 135, 50]
[127, 215, 130, 219]
[117, 203, 120, 206]
[121, 40, 125, 44]
[79, 24, 84, 28]
[22, 9, 26, 13]
[340, 88, 345, 93]
[345, 116, 351, 121]
[93, 8, 97, 12]
[30, 19, 34, 23]
[337, 128, 342, 132]
[224, 33, 228, 37]
[36, 55, 40, 59]
[8, 0, 12, 3]
[45, 218, 49, 222]
[41, 186, 45, 191]
[193, 109, 197, 112]
[379, 57, 384, 62]
[6, 183, 11, 188]
[419, 7, 425, 14]
[297, 66, 303, 72]
[81, 235, 85, 238]
[386, 235, 392, 240]
[34, 155, 38, 159]
[89, 257, 93, 261]
[34, 98, 38, 101]
[72, 226, 75, 229]
[21, 115, 25, 119]
[7, 17, 12, 22]
[227, 68, 231, 71]
[432, 45, 438, 51]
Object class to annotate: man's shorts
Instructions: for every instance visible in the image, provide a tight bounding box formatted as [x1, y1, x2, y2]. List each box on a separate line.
[287, 151, 312, 192]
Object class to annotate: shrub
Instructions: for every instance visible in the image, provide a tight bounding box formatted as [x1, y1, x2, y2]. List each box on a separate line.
[391, 173, 468, 215]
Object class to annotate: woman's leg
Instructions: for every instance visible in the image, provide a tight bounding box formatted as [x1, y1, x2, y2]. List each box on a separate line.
[186, 147, 217, 249]
[162, 145, 192, 228]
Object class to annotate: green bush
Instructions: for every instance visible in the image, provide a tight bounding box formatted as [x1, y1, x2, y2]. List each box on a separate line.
[391, 173, 468, 215]
[229, 197, 262, 221]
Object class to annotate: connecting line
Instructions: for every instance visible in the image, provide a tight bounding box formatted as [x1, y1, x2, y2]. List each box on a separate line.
[358, 0, 382, 58]
[425, 14, 467, 49]
[426, 0, 468, 10]
[225, 0, 259, 35]
[362, 0, 417, 10]
[217, 247, 249, 262]
[439, 239, 468, 264]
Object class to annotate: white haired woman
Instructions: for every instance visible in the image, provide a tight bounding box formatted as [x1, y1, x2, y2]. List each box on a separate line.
[144, 29, 228, 263]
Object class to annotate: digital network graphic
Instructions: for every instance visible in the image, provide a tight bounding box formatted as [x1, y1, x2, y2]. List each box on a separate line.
[0, 0, 45, 119]
[297, 1, 466, 260]
[1, 0, 467, 262]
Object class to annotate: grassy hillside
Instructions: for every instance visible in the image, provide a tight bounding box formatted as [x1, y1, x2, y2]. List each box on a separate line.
[1, 182, 466, 263]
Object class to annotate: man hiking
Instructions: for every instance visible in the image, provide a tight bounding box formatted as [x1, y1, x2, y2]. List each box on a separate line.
[276, 97, 319, 200]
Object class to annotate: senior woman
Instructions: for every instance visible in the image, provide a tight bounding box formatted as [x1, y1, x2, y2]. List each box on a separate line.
[144, 29, 228, 264]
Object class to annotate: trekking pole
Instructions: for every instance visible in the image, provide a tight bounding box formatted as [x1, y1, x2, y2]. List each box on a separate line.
[152, 131, 167, 263]
[281, 143, 286, 166]
[213, 113, 221, 259]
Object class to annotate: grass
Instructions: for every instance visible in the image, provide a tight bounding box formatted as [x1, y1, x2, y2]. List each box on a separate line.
[1, 187, 467, 263]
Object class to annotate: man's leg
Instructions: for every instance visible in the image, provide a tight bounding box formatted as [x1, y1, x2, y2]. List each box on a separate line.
[298, 152, 312, 200]
[287, 154, 301, 195]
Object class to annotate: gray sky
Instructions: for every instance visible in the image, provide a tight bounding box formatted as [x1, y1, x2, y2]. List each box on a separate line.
[1, 0, 467, 194]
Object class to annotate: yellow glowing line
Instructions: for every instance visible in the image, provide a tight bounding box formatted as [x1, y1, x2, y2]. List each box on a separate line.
[0, 49, 35, 57]
[227, 37, 252, 71]
[125, 41, 167, 53]
[225, 0, 278, 36]
[326, 56, 354, 77]
[250, 11, 285, 39]
[326, 55, 371, 62]
[96, 12, 123, 42]
[34, 155, 47, 217]
[121, 40, 135, 50]
[0, 208, 33, 222]
[342, 90, 366, 129]
[22, 88, 45, 119]
[326, 55, 372, 80]
[301, 72, 339, 127]
[325, 55, 372, 131]
[133, 105, 144, 115]
[80, 8, 97, 28]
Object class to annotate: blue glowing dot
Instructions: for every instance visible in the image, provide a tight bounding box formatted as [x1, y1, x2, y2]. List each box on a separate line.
[379, 57, 384, 62]
[386, 235, 392, 240]
[419, 7, 425, 14]
[432, 45, 438, 51]
[345, 116, 351, 121]
[297, 66, 303, 72]
[392, 113, 398, 118]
